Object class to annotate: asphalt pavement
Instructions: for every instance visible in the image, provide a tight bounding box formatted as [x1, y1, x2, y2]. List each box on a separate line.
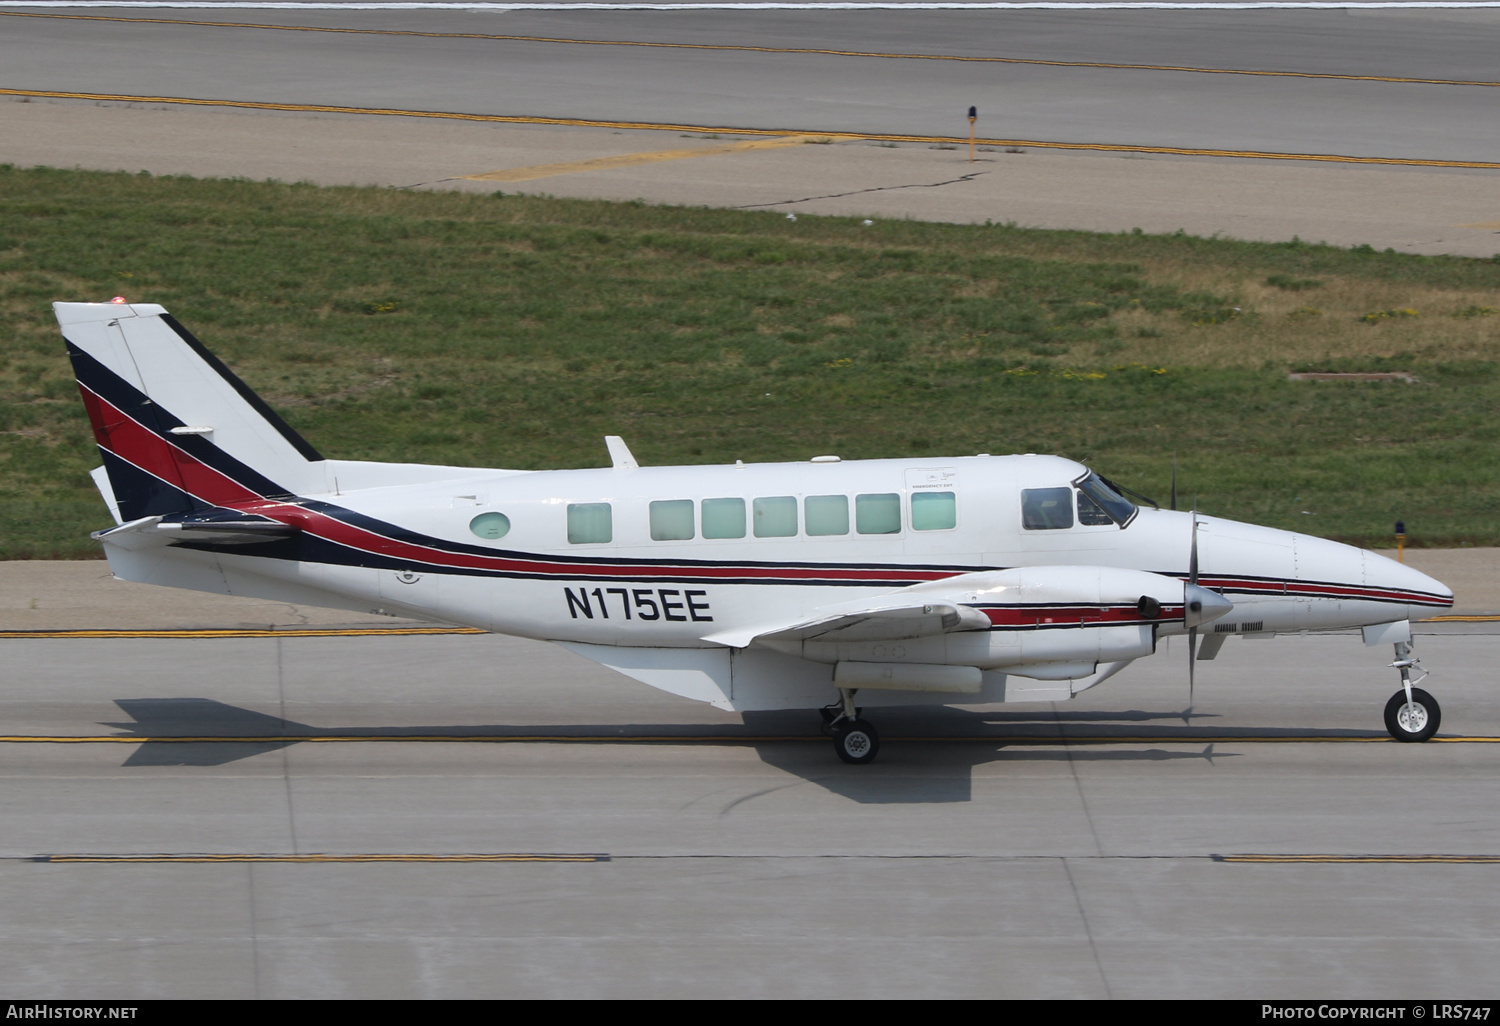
[4, 2, 1499, 998]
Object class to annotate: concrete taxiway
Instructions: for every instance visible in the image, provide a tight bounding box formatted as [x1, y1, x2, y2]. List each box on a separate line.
[4, 4, 1500, 254]
[4, 0, 1500, 1000]
[1, 560, 1498, 997]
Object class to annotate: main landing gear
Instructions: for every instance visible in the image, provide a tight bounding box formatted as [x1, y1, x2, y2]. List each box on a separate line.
[1384, 640, 1441, 743]
[820, 688, 881, 765]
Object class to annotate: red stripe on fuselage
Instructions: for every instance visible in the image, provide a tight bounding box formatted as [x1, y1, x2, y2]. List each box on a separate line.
[1196, 575, 1449, 607]
[980, 604, 1185, 628]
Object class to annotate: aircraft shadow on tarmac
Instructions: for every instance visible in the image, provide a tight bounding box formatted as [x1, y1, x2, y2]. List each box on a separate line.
[99, 698, 1397, 804]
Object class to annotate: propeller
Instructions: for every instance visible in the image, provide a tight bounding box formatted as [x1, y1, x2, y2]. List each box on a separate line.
[1187, 510, 1199, 703]
[1182, 511, 1235, 708]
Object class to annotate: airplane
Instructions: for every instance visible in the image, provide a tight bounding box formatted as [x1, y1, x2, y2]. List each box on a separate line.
[53, 299, 1455, 764]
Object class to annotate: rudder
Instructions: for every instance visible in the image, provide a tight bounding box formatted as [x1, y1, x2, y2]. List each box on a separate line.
[56, 301, 327, 522]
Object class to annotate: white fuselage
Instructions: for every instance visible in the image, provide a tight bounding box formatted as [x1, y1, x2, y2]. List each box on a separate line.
[120, 453, 1447, 652]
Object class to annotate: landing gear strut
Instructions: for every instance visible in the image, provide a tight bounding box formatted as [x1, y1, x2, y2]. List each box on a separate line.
[820, 688, 881, 765]
[1385, 640, 1440, 742]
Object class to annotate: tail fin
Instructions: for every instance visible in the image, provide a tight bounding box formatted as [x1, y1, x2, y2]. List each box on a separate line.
[55, 302, 326, 522]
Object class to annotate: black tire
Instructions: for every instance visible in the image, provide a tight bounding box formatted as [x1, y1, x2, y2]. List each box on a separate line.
[833, 718, 880, 765]
[1384, 687, 1440, 742]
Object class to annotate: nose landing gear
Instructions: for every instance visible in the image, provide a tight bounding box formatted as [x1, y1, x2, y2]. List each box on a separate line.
[820, 688, 881, 765]
[1385, 641, 1440, 742]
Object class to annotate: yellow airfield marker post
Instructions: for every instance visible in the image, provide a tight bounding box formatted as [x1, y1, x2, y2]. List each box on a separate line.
[1396, 520, 1406, 563]
[968, 105, 977, 162]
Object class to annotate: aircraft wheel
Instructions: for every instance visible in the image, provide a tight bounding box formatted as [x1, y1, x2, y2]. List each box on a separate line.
[1384, 687, 1440, 742]
[833, 719, 880, 765]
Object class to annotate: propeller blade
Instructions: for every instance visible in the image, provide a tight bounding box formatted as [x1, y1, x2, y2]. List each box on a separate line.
[1188, 626, 1197, 706]
[1189, 510, 1199, 586]
[1184, 511, 1211, 708]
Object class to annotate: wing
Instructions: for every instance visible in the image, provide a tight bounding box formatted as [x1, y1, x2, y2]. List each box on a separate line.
[701, 564, 1219, 651]
[701, 597, 992, 650]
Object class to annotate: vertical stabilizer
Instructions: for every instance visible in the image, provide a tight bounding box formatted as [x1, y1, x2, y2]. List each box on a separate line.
[55, 302, 326, 521]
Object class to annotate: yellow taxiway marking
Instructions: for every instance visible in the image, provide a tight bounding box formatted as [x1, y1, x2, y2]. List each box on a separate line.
[464, 135, 825, 183]
[0, 626, 485, 639]
[30, 852, 607, 863]
[3, 734, 1497, 745]
[5, 88, 1500, 170]
[1217, 854, 1500, 864]
[5, 12, 1500, 90]
[23, 852, 1497, 865]
[1425, 614, 1500, 622]
[1457, 221, 1500, 229]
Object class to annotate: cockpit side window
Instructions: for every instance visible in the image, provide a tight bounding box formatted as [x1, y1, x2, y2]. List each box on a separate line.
[1022, 487, 1074, 530]
[1077, 490, 1113, 526]
[1075, 472, 1137, 527]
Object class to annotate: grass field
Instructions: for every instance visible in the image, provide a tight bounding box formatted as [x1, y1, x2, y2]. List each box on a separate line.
[2, 164, 1498, 557]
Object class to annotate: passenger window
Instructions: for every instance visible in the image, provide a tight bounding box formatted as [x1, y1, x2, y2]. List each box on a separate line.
[804, 494, 849, 536]
[1076, 490, 1113, 526]
[856, 493, 901, 535]
[567, 502, 612, 544]
[753, 496, 797, 538]
[649, 499, 695, 541]
[701, 497, 746, 539]
[1022, 488, 1073, 530]
[911, 491, 957, 531]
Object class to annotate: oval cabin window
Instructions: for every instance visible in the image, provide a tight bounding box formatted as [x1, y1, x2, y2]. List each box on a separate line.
[469, 512, 512, 540]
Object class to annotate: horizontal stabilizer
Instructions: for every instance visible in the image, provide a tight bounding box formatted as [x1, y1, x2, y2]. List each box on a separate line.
[161, 521, 300, 536]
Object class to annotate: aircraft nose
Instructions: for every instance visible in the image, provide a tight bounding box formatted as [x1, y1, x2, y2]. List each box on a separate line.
[1184, 583, 1233, 628]
[1364, 550, 1454, 613]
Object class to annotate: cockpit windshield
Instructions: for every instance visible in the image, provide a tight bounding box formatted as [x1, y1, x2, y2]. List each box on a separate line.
[1075, 472, 1137, 528]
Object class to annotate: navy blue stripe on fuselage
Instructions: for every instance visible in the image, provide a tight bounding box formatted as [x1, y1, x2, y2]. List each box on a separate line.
[1154, 568, 1447, 606]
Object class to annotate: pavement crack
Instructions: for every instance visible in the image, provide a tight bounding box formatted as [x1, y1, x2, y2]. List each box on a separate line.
[277, 638, 300, 856]
[396, 177, 463, 190]
[1062, 857, 1114, 1000]
[737, 170, 990, 209]
[279, 602, 312, 627]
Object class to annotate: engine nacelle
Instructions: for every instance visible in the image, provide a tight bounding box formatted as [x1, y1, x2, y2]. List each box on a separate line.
[807, 622, 1157, 673]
